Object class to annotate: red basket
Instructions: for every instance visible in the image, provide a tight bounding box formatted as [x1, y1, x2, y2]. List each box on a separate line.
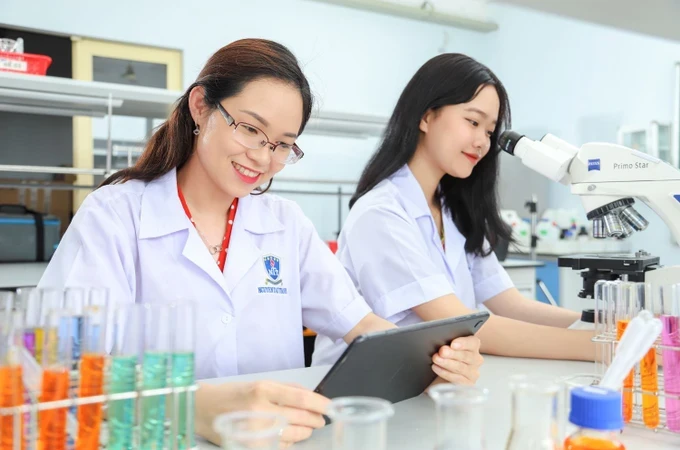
[0, 51, 52, 76]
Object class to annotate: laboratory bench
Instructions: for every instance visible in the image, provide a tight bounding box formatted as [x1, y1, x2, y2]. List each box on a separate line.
[0, 262, 49, 289]
[197, 355, 680, 450]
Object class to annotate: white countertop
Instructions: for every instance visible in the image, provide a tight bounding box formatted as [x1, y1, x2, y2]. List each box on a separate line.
[510, 238, 633, 257]
[0, 262, 48, 289]
[500, 258, 544, 268]
[197, 356, 680, 449]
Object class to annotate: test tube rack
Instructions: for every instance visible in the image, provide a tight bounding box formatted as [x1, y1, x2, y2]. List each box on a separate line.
[593, 331, 680, 434]
[0, 364, 199, 450]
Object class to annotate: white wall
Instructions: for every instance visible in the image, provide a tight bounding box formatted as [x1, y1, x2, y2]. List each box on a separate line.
[486, 4, 680, 264]
[4, 0, 491, 239]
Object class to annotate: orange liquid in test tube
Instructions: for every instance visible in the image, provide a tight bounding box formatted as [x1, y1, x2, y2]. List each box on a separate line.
[0, 366, 25, 450]
[38, 369, 70, 450]
[76, 354, 105, 450]
[616, 320, 633, 423]
[640, 347, 659, 428]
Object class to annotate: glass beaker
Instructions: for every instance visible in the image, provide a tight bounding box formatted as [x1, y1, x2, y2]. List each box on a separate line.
[556, 373, 602, 441]
[213, 411, 287, 450]
[428, 384, 488, 450]
[326, 396, 394, 450]
[505, 374, 561, 450]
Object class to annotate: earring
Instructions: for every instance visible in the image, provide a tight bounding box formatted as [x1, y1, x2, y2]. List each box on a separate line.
[193, 125, 200, 136]
[477, 149, 482, 157]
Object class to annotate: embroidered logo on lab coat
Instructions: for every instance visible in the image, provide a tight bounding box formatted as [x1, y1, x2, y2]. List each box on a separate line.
[258, 254, 287, 294]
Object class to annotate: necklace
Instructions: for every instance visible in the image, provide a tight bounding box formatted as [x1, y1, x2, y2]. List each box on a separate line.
[177, 183, 238, 272]
[190, 217, 227, 255]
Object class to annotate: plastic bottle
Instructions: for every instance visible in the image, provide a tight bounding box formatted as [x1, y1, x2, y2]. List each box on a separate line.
[564, 386, 625, 450]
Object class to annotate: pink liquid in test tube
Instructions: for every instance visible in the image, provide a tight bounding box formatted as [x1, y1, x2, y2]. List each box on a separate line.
[661, 314, 680, 432]
[663, 285, 680, 432]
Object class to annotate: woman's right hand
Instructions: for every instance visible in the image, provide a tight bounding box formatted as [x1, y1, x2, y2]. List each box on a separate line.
[195, 380, 330, 448]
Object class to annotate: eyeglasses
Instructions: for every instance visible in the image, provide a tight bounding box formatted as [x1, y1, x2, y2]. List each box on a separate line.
[216, 103, 304, 165]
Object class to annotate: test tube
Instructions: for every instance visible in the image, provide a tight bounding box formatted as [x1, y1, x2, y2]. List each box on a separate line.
[326, 397, 394, 450]
[76, 301, 108, 450]
[87, 288, 110, 353]
[213, 411, 287, 450]
[428, 384, 487, 450]
[603, 281, 620, 364]
[0, 310, 25, 450]
[108, 303, 142, 450]
[663, 284, 680, 432]
[64, 287, 87, 367]
[15, 288, 40, 442]
[593, 280, 608, 375]
[36, 289, 64, 365]
[39, 309, 72, 450]
[616, 282, 639, 423]
[0, 290, 14, 334]
[639, 283, 660, 428]
[141, 303, 171, 450]
[169, 301, 196, 450]
[15, 288, 40, 358]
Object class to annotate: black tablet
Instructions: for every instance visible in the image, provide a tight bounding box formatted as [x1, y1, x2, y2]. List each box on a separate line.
[314, 311, 490, 404]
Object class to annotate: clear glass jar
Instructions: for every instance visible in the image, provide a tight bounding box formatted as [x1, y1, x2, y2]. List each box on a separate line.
[213, 411, 287, 450]
[326, 396, 394, 450]
[428, 384, 488, 450]
[505, 374, 561, 450]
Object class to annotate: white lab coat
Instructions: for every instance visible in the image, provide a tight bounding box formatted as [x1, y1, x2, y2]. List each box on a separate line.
[312, 165, 513, 365]
[38, 169, 371, 379]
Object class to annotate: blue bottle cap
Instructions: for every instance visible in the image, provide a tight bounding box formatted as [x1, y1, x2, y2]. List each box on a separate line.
[569, 386, 624, 431]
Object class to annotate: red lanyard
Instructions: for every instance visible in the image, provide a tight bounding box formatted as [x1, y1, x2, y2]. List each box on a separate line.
[177, 184, 238, 272]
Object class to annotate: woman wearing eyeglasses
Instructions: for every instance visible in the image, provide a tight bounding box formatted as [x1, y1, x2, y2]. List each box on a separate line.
[37, 39, 483, 447]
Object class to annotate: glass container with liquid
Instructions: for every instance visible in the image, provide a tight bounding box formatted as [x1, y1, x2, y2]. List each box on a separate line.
[564, 386, 625, 450]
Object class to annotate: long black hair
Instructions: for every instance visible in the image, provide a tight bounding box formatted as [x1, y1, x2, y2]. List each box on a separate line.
[351, 53, 513, 256]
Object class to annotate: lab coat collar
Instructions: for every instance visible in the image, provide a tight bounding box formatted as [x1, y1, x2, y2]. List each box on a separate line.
[389, 165, 431, 220]
[238, 194, 286, 235]
[390, 165, 465, 268]
[139, 170, 285, 239]
[139, 169, 286, 297]
[139, 169, 190, 239]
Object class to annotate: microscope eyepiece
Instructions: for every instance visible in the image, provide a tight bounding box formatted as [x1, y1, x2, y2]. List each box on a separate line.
[498, 130, 525, 155]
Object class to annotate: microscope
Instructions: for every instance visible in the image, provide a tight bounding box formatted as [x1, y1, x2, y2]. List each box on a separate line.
[499, 131, 680, 300]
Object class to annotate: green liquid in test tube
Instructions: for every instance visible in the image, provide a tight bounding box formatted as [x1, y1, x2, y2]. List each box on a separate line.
[141, 303, 171, 450]
[108, 303, 143, 450]
[170, 301, 196, 449]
